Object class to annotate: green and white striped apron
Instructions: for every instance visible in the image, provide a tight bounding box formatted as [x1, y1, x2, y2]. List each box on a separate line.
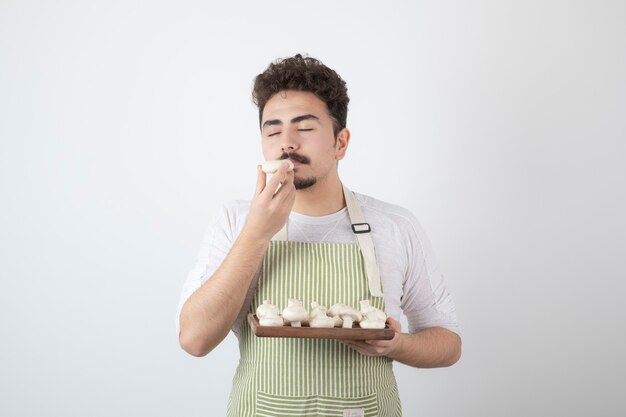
[227, 186, 402, 417]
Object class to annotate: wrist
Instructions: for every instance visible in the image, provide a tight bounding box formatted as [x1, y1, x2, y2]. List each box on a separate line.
[387, 331, 407, 361]
[239, 224, 273, 246]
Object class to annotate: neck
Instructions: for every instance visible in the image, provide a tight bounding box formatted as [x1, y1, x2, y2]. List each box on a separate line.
[292, 176, 346, 216]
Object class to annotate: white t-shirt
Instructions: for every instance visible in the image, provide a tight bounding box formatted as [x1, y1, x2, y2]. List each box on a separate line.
[177, 192, 460, 337]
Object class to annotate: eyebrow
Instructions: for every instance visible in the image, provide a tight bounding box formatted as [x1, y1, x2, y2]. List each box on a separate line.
[262, 114, 320, 129]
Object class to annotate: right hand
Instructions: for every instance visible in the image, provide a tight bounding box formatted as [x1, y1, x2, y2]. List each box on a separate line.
[244, 162, 296, 241]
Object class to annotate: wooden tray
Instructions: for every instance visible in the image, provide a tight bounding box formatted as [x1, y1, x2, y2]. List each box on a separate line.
[248, 314, 394, 340]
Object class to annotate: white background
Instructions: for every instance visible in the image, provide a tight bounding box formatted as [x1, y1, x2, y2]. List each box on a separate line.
[1, 1, 625, 416]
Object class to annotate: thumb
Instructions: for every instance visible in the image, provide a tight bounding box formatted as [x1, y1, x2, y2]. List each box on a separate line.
[254, 165, 266, 197]
[386, 317, 402, 332]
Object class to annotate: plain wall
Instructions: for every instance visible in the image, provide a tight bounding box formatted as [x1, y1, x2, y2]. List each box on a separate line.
[1, 1, 625, 416]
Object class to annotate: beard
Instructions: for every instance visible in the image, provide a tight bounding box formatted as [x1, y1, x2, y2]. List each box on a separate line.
[294, 175, 316, 190]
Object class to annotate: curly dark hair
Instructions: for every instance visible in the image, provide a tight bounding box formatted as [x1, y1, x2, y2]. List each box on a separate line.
[252, 54, 349, 137]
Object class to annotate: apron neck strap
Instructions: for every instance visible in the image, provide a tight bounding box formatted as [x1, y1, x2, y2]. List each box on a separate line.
[271, 184, 383, 297]
[342, 184, 384, 297]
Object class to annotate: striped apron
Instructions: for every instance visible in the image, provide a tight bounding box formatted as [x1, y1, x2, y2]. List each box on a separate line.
[227, 186, 402, 417]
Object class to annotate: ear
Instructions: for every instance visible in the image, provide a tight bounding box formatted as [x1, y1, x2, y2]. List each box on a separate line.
[335, 128, 350, 160]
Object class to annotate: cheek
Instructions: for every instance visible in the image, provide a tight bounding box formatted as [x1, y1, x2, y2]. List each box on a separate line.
[261, 142, 277, 159]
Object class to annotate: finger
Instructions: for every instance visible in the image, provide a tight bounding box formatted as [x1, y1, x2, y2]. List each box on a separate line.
[283, 168, 294, 183]
[273, 170, 295, 197]
[277, 161, 294, 184]
[344, 343, 374, 356]
[364, 341, 391, 352]
[254, 166, 267, 197]
[340, 340, 358, 348]
[386, 317, 402, 332]
[263, 162, 290, 197]
[342, 340, 368, 349]
[270, 167, 296, 200]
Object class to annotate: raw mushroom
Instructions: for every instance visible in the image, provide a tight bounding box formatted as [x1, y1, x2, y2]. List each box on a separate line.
[256, 300, 284, 327]
[359, 300, 387, 329]
[308, 302, 337, 328]
[259, 315, 285, 327]
[311, 302, 342, 327]
[358, 318, 386, 329]
[282, 299, 309, 327]
[328, 303, 362, 329]
[310, 302, 328, 318]
[256, 300, 279, 319]
[309, 316, 336, 328]
[261, 159, 294, 174]
[359, 300, 386, 322]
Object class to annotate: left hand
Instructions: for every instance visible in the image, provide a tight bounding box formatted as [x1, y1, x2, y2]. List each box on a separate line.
[341, 317, 402, 357]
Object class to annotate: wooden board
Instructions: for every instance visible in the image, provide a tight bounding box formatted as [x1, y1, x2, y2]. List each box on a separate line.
[248, 314, 394, 340]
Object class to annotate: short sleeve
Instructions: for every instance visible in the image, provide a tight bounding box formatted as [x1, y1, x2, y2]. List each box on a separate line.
[175, 202, 241, 334]
[400, 214, 461, 336]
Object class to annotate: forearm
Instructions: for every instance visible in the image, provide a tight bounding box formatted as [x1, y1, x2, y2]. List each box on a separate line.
[179, 228, 268, 357]
[389, 327, 462, 368]
[179, 164, 295, 357]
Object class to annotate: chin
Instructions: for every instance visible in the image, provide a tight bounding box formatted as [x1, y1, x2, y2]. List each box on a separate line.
[294, 177, 316, 190]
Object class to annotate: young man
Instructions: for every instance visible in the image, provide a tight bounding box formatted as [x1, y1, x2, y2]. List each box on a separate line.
[177, 54, 461, 417]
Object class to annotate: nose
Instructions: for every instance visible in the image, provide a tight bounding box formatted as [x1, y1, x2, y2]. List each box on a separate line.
[281, 131, 299, 153]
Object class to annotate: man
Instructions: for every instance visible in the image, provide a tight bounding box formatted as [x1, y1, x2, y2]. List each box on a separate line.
[178, 54, 461, 417]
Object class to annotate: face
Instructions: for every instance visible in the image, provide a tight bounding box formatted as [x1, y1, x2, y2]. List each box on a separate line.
[260, 90, 349, 190]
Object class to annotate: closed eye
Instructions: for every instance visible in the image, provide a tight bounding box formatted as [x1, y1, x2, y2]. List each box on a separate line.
[268, 132, 281, 137]
[298, 128, 313, 132]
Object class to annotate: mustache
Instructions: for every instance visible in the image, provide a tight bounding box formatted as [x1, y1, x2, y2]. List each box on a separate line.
[280, 152, 309, 164]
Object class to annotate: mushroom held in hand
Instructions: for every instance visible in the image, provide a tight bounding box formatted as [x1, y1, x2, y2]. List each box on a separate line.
[261, 159, 294, 174]
[282, 299, 309, 327]
[328, 303, 362, 329]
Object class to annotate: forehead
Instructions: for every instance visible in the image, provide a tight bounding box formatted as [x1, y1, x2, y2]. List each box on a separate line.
[262, 90, 329, 123]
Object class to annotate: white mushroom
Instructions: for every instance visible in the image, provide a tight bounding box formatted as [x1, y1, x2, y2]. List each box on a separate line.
[359, 300, 387, 329]
[309, 316, 336, 328]
[259, 315, 285, 327]
[359, 300, 387, 322]
[256, 300, 279, 319]
[312, 301, 342, 327]
[328, 303, 362, 329]
[358, 318, 386, 329]
[256, 300, 284, 327]
[282, 299, 309, 327]
[308, 302, 337, 328]
[261, 159, 294, 174]
[310, 302, 327, 318]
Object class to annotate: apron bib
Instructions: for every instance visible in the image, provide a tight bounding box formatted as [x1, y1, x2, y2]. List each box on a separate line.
[227, 187, 402, 417]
